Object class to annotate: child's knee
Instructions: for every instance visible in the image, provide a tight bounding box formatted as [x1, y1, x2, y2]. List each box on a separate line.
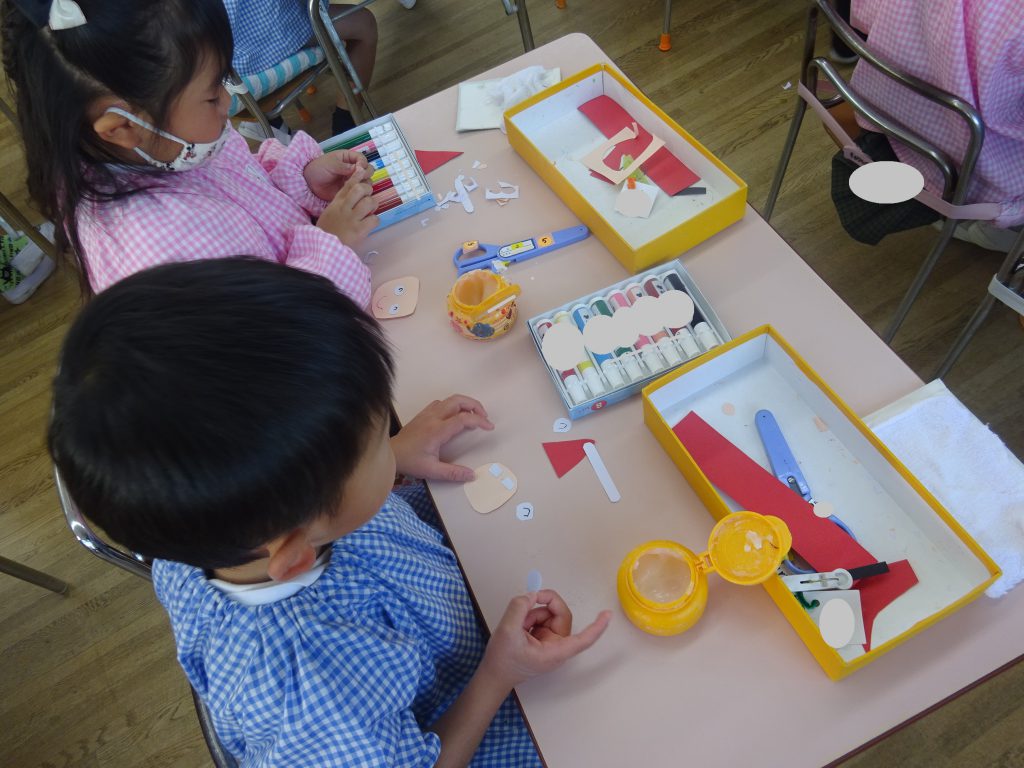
[335, 8, 378, 43]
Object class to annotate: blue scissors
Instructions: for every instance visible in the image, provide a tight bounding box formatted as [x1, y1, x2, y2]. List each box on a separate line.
[453, 225, 590, 275]
[755, 409, 856, 574]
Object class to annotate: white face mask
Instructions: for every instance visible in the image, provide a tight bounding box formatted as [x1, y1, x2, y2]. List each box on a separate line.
[105, 107, 230, 172]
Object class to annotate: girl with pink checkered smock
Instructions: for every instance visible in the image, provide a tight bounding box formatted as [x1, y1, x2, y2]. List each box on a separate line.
[2, 0, 377, 304]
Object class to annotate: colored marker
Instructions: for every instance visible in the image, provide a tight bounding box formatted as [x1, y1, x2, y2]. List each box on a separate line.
[534, 319, 588, 405]
[552, 312, 605, 397]
[607, 289, 666, 374]
[569, 304, 625, 389]
[625, 282, 682, 366]
[325, 122, 396, 152]
[657, 270, 722, 354]
[587, 298, 644, 381]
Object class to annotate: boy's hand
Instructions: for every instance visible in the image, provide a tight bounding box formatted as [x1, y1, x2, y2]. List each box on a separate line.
[304, 150, 370, 201]
[316, 169, 378, 248]
[392, 395, 494, 482]
[481, 590, 612, 689]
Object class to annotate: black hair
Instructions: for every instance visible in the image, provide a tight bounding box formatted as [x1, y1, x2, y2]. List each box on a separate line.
[1, 0, 234, 293]
[49, 258, 395, 570]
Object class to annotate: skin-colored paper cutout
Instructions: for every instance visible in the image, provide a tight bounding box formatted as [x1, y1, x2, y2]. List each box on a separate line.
[581, 124, 666, 185]
[578, 95, 700, 195]
[540, 321, 588, 371]
[614, 179, 659, 218]
[464, 462, 518, 514]
[672, 412, 919, 649]
[371, 277, 420, 319]
[813, 501, 836, 519]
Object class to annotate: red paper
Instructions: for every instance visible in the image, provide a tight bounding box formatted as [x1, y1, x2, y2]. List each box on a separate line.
[578, 95, 700, 196]
[672, 412, 918, 649]
[542, 439, 595, 478]
[414, 150, 463, 175]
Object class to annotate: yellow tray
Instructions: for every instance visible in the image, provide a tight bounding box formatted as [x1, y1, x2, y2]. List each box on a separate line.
[641, 325, 1000, 679]
[505, 63, 747, 273]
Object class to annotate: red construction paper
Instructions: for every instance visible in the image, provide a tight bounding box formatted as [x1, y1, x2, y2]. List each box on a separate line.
[671, 412, 918, 649]
[414, 150, 463, 175]
[543, 439, 595, 478]
[578, 95, 700, 196]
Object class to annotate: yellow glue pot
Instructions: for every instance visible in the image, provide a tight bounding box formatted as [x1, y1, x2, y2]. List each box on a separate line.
[446, 269, 520, 341]
[617, 511, 792, 636]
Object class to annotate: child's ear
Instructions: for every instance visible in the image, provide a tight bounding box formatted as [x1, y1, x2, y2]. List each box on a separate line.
[91, 105, 145, 151]
[265, 528, 318, 583]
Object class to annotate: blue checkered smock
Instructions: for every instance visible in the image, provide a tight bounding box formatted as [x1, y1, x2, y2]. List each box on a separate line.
[152, 486, 541, 767]
[223, 0, 318, 77]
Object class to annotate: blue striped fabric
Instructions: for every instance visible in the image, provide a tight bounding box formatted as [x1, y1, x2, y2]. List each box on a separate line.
[228, 47, 326, 117]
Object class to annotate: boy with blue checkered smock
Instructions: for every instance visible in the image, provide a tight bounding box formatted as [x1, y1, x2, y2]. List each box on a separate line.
[223, 0, 379, 135]
[49, 258, 611, 767]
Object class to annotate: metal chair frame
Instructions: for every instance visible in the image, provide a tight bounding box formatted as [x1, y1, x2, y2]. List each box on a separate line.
[937, 228, 1024, 377]
[55, 467, 239, 768]
[765, 0, 991, 344]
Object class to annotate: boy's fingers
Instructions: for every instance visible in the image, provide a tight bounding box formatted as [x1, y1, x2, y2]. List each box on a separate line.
[563, 610, 612, 656]
[523, 606, 554, 628]
[439, 394, 490, 421]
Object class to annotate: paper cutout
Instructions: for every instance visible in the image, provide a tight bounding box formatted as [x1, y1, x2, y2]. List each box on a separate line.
[414, 150, 462, 175]
[614, 180, 659, 218]
[578, 95, 700, 196]
[454, 175, 476, 213]
[584, 441, 621, 503]
[815, 591, 866, 648]
[552, 418, 572, 433]
[464, 462, 518, 514]
[540, 321, 587, 371]
[543, 439, 595, 478]
[671, 412, 919, 648]
[516, 502, 535, 521]
[371, 277, 419, 319]
[485, 182, 520, 200]
[527, 569, 543, 592]
[581, 123, 666, 185]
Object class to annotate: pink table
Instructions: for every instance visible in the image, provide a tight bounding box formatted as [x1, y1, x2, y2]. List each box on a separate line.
[367, 33, 1022, 768]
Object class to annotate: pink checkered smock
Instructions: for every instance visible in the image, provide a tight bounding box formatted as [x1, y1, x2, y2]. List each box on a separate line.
[77, 129, 371, 306]
[851, 0, 1024, 227]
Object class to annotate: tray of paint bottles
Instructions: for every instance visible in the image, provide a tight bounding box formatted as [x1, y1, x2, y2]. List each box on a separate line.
[527, 259, 730, 419]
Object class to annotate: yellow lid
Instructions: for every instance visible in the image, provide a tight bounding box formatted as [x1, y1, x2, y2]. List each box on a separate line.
[700, 511, 792, 586]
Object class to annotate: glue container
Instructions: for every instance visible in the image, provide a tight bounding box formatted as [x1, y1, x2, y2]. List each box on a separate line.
[617, 511, 792, 636]
[446, 269, 520, 341]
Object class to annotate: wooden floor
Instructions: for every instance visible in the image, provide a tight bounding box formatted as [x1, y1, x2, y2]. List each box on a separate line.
[1, 1, 1021, 765]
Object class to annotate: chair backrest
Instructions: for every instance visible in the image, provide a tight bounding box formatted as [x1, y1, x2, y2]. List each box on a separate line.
[802, 0, 985, 207]
[54, 465, 239, 768]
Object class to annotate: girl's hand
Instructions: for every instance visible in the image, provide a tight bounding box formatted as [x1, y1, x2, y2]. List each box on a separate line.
[481, 590, 612, 689]
[304, 150, 370, 201]
[316, 169, 378, 247]
[391, 395, 494, 482]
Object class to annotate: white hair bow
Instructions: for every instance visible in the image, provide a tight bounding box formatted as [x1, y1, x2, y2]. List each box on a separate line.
[49, 0, 86, 31]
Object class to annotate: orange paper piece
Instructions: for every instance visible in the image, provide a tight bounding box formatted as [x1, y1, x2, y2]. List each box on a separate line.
[671, 412, 918, 649]
[371, 277, 419, 319]
[543, 439, 595, 478]
[464, 462, 518, 514]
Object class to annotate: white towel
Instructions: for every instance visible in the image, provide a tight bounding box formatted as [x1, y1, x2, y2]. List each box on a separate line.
[866, 380, 1024, 598]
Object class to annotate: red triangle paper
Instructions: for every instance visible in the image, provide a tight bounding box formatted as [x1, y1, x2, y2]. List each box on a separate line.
[415, 150, 463, 175]
[543, 439, 595, 478]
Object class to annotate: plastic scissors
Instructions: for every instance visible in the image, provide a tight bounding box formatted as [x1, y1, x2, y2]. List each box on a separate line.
[453, 225, 590, 275]
[755, 409, 857, 574]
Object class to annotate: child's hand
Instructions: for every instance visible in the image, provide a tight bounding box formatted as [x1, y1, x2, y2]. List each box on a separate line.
[304, 150, 370, 201]
[391, 395, 494, 482]
[316, 169, 378, 247]
[481, 590, 612, 689]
